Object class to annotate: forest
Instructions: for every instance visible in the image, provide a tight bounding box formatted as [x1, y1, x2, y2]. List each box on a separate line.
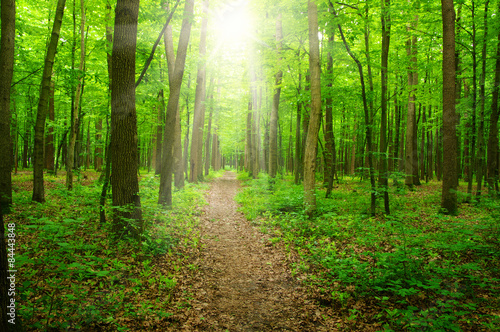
[0, 0, 499, 330]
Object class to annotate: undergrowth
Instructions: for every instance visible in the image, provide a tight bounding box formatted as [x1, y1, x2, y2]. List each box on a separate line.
[235, 172, 500, 331]
[7, 170, 208, 331]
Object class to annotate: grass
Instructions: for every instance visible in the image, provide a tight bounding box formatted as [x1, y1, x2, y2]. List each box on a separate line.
[235, 172, 500, 331]
[7, 169, 209, 331]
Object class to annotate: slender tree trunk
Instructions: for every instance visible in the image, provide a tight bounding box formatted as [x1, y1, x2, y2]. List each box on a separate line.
[189, 0, 209, 183]
[32, 0, 67, 203]
[67, 0, 85, 189]
[477, 0, 489, 198]
[111, 0, 143, 236]
[486, 0, 500, 194]
[441, 0, 458, 214]
[379, 0, 391, 213]
[159, 0, 194, 206]
[334, 4, 376, 215]
[325, 31, 336, 198]
[154, 90, 164, 175]
[304, 0, 322, 216]
[269, 14, 283, 180]
[405, 15, 420, 188]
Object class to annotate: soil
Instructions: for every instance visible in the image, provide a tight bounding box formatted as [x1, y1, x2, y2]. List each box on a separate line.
[166, 172, 339, 331]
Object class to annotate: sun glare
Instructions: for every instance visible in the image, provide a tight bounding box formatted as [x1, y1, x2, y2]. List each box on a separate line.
[215, 0, 253, 46]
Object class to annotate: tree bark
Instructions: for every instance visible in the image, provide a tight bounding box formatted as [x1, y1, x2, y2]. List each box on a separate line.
[32, 0, 67, 203]
[110, 0, 143, 236]
[441, 0, 458, 214]
[304, 0, 322, 217]
[325, 31, 336, 198]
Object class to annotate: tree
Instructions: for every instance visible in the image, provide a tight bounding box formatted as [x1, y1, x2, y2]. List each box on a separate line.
[66, 0, 86, 190]
[304, 0, 321, 216]
[32, 0, 67, 203]
[0, 0, 15, 213]
[0, 0, 16, 329]
[110, 0, 143, 236]
[486, 0, 500, 194]
[405, 14, 420, 188]
[269, 13, 283, 180]
[190, 0, 210, 183]
[379, 0, 391, 214]
[158, 0, 194, 206]
[441, 0, 458, 214]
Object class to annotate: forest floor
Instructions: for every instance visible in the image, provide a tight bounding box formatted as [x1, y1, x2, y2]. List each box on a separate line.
[164, 171, 340, 331]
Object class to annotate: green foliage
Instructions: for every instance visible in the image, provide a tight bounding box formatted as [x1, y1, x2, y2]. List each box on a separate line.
[8, 171, 207, 330]
[237, 176, 500, 330]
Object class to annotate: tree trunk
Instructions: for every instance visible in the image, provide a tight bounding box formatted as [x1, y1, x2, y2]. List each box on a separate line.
[379, 0, 391, 213]
[476, 0, 489, 198]
[269, 14, 283, 180]
[174, 103, 184, 189]
[325, 31, 336, 198]
[0, 0, 14, 216]
[441, 0, 458, 214]
[405, 16, 420, 188]
[294, 70, 302, 185]
[110, 0, 143, 236]
[304, 0, 322, 216]
[335, 4, 376, 215]
[154, 90, 164, 175]
[486, 0, 500, 194]
[0, 0, 15, 214]
[32, 0, 67, 203]
[66, 0, 85, 189]
[189, 0, 209, 183]
[159, 0, 194, 206]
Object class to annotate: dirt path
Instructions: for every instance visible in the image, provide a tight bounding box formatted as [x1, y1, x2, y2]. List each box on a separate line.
[169, 172, 337, 331]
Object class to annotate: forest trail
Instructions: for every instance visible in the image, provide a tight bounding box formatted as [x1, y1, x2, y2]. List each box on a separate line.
[168, 171, 337, 331]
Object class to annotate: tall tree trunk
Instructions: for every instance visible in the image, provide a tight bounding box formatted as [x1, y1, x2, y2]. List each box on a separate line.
[67, 0, 85, 189]
[334, 4, 376, 215]
[476, 0, 489, 198]
[486, 0, 500, 194]
[379, 0, 391, 213]
[110, 0, 143, 236]
[405, 15, 420, 188]
[0, 13, 15, 331]
[32, 0, 67, 203]
[441, 0, 458, 214]
[325, 31, 336, 198]
[189, 0, 209, 183]
[269, 13, 283, 180]
[159, 0, 194, 206]
[304, 0, 322, 216]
